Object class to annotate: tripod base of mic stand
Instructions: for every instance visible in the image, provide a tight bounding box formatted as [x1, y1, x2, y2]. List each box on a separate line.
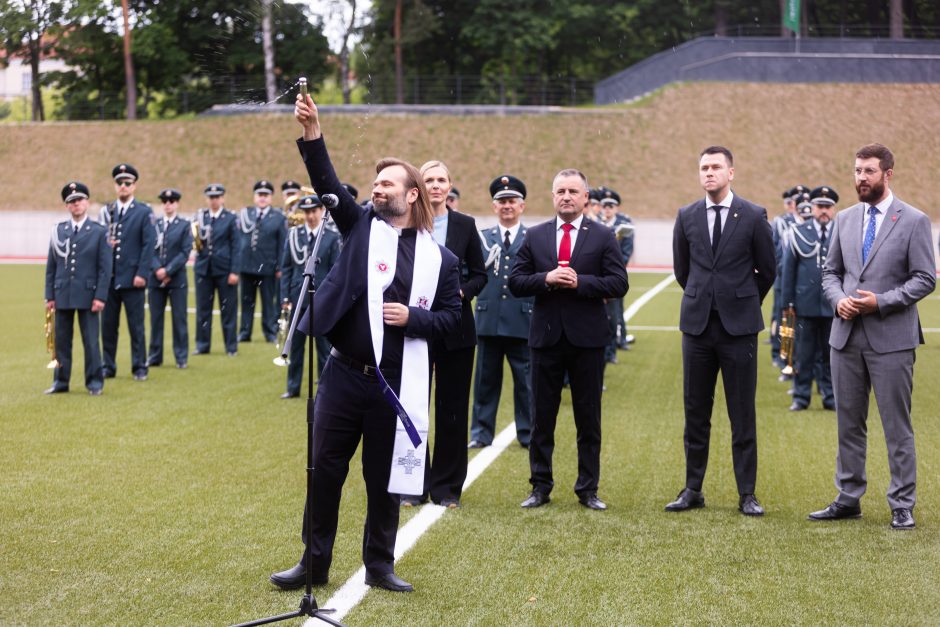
[232, 593, 343, 627]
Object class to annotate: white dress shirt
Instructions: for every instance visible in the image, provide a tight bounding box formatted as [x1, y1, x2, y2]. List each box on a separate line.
[705, 190, 734, 245]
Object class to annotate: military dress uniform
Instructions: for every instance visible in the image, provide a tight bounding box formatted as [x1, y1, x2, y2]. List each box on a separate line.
[45, 182, 113, 394]
[193, 184, 240, 355]
[781, 187, 838, 410]
[99, 164, 156, 379]
[148, 189, 193, 368]
[279, 195, 341, 396]
[238, 180, 287, 342]
[470, 204, 534, 448]
[597, 187, 635, 358]
[770, 185, 808, 368]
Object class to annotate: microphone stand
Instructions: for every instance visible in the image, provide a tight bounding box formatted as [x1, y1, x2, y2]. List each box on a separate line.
[234, 208, 344, 627]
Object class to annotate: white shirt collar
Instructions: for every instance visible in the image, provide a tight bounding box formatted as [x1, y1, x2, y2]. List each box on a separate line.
[500, 222, 521, 242]
[556, 214, 584, 231]
[209, 207, 223, 219]
[72, 217, 87, 231]
[870, 191, 894, 214]
[705, 190, 734, 209]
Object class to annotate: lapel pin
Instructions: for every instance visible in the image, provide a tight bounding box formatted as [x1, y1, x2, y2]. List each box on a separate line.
[733, 213, 738, 218]
[891, 215, 898, 222]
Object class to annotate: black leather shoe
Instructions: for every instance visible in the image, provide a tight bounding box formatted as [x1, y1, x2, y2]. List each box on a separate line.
[365, 571, 413, 592]
[176, 362, 188, 369]
[44, 385, 68, 395]
[467, 440, 488, 449]
[148, 360, 162, 367]
[102, 369, 115, 379]
[269, 563, 327, 590]
[280, 392, 299, 399]
[739, 494, 765, 516]
[193, 350, 209, 355]
[578, 493, 608, 510]
[665, 488, 704, 512]
[520, 491, 550, 508]
[789, 402, 807, 412]
[823, 401, 836, 411]
[226, 351, 238, 357]
[808, 501, 862, 521]
[400, 495, 428, 507]
[440, 499, 460, 509]
[133, 372, 148, 381]
[891, 508, 915, 530]
[88, 388, 102, 396]
[238, 336, 251, 343]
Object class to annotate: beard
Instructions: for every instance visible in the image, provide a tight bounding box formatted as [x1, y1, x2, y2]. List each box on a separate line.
[373, 193, 408, 221]
[856, 176, 886, 204]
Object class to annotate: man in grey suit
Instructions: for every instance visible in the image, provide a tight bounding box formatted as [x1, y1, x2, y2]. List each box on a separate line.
[810, 143, 935, 530]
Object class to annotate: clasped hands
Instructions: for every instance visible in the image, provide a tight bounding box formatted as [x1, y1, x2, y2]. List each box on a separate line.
[546, 264, 578, 289]
[836, 289, 877, 319]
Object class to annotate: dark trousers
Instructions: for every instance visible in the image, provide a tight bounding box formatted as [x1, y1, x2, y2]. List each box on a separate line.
[53, 308, 103, 391]
[299, 357, 400, 577]
[148, 285, 189, 366]
[792, 315, 834, 407]
[195, 273, 238, 353]
[471, 336, 531, 447]
[681, 310, 758, 495]
[239, 272, 278, 341]
[101, 286, 147, 376]
[286, 329, 331, 395]
[422, 345, 475, 503]
[529, 335, 604, 496]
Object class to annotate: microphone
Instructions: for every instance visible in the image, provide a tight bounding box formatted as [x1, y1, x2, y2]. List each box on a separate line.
[321, 193, 339, 209]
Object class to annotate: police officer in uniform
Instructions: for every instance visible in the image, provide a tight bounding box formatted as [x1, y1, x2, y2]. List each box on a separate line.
[770, 185, 808, 369]
[45, 182, 112, 395]
[147, 188, 193, 369]
[238, 180, 287, 342]
[597, 187, 635, 357]
[781, 186, 838, 411]
[99, 163, 155, 381]
[279, 194, 341, 398]
[193, 184, 240, 355]
[469, 175, 533, 449]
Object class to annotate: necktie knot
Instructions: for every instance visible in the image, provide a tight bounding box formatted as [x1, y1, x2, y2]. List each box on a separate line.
[562, 223, 575, 233]
[869, 205, 879, 216]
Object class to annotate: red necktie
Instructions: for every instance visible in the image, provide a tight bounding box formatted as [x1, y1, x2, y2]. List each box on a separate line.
[558, 223, 574, 266]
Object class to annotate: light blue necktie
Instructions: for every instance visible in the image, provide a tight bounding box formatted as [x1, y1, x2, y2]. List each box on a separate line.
[862, 205, 878, 264]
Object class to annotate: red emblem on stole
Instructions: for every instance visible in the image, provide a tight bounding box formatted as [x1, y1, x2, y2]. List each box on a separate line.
[376, 261, 389, 273]
[416, 296, 430, 310]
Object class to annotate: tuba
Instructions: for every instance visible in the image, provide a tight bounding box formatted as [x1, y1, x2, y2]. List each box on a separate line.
[45, 308, 58, 369]
[778, 304, 796, 377]
[273, 303, 292, 366]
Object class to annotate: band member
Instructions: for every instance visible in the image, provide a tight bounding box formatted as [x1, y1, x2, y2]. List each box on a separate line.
[238, 180, 286, 342]
[781, 186, 838, 411]
[269, 92, 460, 593]
[770, 185, 807, 370]
[193, 184, 240, 356]
[279, 194, 341, 398]
[585, 187, 602, 221]
[398, 160, 486, 508]
[509, 169, 628, 511]
[45, 182, 112, 395]
[447, 186, 460, 212]
[469, 175, 533, 450]
[810, 144, 935, 530]
[669, 146, 776, 516]
[99, 163, 155, 381]
[281, 180, 303, 209]
[147, 188, 193, 369]
[597, 187, 635, 359]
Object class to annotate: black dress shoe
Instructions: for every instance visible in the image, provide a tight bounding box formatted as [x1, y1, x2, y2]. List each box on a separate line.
[102, 369, 115, 379]
[365, 571, 413, 592]
[88, 388, 103, 396]
[891, 508, 915, 530]
[665, 488, 705, 512]
[823, 401, 836, 411]
[44, 385, 68, 395]
[807, 501, 862, 521]
[269, 563, 327, 590]
[739, 494, 765, 516]
[238, 336, 251, 343]
[227, 351, 238, 357]
[400, 495, 428, 507]
[578, 493, 608, 510]
[520, 491, 550, 508]
[280, 392, 299, 399]
[176, 362, 188, 369]
[439, 498, 460, 509]
[193, 350, 209, 355]
[467, 440, 488, 449]
[789, 402, 807, 412]
[148, 361, 162, 367]
[133, 372, 148, 381]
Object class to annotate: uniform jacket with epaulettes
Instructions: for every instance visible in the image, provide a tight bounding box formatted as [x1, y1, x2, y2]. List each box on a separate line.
[150, 215, 193, 289]
[192, 208, 241, 277]
[476, 224, 533, 340]
[98, 199, 156, 289]
[45, 219, 113, 309]
[279, 224, 341, 306]
[781, 219, 834, 318]
[238, 206, 287, 276]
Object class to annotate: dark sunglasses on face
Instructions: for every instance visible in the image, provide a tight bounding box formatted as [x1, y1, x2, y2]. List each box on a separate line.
[116, 180, 135, 187]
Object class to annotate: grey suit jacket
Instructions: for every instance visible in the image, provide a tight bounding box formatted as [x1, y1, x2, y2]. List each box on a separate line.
[822, 195, 936, 353]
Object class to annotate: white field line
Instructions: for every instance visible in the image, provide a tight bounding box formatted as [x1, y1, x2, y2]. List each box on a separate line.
[309, 272, 676, 624]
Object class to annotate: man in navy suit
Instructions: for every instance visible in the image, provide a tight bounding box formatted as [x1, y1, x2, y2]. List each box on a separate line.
[238, 180, 287, 343]
[509, 169, 628, 511]
[269, 92, 461, 593]
[147, 188, 193, 369]
[193, 184, 241, 356]
[99, 163, 155, 381]
[278, 194, 341, 398]
[45, 182, 112, 395]
[669, 146, 776, 516]
[469, 174, 534, 450]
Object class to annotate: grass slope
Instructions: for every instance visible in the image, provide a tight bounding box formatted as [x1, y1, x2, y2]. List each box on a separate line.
[1, 83, 939, 219]
[2, 267, 940, 624]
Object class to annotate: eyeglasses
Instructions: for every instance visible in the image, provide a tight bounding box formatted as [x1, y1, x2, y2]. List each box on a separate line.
[116, 180, 135, 187]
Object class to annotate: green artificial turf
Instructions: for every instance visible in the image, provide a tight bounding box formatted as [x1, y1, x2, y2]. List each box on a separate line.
[2, 266, 939, 625]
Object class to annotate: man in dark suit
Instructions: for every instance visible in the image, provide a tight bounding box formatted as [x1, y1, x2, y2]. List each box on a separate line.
[780, 186, 838, 411]
[192, 184, 241, 356]
[99, 163, 155, 381]
[278, 194, 341, 398]
[469, 175, 534, 450]
[810, 143, 935, 530]
[509, 169, 628, 511]
[238, 180, 287, 343]
[45, 182, 112, 395]
[147, 188, 193, 369]
[669, 146, 776, 517]
[269, 92, 461, 593]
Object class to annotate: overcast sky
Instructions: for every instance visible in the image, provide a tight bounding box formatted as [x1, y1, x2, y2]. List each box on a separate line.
[297, 0, 371, 52]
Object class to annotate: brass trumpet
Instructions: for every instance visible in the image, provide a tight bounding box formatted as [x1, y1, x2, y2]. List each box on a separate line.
[778, 305, 796, 377]
[45, 308, 58, 369]
[285, 185, 316, 227]
[191, 220, 204, 252]
[273, 303, 292, 366]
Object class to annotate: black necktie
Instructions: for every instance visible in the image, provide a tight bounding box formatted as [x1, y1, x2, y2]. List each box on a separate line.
[711, 206, 722, 254]
[504, 229, 511, 249]
[820, 223, 827, 245]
